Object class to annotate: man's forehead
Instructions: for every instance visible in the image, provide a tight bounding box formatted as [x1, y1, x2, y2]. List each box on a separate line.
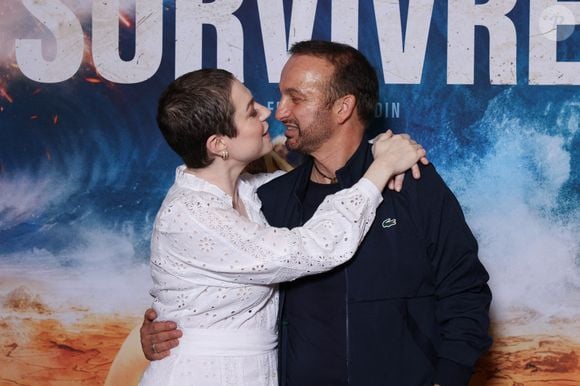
[284, 54, 333, 73]
[280, 54, 333, 89]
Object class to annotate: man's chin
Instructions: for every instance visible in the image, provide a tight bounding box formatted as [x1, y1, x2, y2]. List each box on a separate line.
[285, 139, 299, 151]
[284, 133, 298, 147]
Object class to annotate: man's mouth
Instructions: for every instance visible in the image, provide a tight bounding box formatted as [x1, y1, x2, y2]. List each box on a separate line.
[284, 125, 299, 136]
[281, 120, 298, 129]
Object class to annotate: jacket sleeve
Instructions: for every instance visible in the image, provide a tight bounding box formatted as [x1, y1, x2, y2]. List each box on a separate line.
[413, 165, 492, 386]
[151, 178, 382, 285]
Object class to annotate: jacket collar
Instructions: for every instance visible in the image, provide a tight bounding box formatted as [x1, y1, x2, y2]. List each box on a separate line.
[292, 157, 314, 203]
[335, 135, 374, 188]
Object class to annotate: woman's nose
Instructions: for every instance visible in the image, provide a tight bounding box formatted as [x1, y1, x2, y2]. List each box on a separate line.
[258, 103, 271, 120]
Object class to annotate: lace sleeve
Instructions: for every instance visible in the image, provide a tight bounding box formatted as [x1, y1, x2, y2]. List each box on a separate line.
[151, 178, 382, 285]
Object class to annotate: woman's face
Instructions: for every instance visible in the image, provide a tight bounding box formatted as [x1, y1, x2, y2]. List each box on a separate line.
[224, 80, 273, 163]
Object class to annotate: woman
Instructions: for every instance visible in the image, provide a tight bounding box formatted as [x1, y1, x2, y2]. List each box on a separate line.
[138, 69, 426, 386]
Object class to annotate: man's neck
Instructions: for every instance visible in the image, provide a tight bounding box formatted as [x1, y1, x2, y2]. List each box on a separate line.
[311, 128, 364, 175]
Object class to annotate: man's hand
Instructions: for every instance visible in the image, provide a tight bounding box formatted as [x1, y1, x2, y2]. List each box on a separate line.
[140, 308, 183, 361]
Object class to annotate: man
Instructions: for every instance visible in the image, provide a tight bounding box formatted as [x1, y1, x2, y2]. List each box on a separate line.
[141, 40, 492, 386]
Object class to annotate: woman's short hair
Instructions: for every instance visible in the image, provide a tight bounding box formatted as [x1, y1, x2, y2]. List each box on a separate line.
[156, 69, 237, 168]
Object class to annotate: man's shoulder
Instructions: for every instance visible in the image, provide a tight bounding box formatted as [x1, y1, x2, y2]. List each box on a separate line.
[382, 163, 452, 220]
[396, 163, 446, 195]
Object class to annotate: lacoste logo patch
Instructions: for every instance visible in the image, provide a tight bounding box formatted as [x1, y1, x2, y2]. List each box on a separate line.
[382, 218, 397, 228]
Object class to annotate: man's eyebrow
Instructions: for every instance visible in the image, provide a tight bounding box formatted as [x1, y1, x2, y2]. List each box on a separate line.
[283, 88, 305, 97]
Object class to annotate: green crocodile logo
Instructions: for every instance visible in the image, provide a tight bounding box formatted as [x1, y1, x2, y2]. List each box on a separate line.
[382, 218, 397, 228]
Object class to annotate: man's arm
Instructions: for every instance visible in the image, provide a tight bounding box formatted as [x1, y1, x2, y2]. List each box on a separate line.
[139, 308, 183, 360]
[413, 165, 492, 386]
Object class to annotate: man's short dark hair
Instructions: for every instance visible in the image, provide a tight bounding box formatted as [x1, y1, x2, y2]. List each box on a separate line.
[156, 69, 237, 168]
[289, 40, 378, 125]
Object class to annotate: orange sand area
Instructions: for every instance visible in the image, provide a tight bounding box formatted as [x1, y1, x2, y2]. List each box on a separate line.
[0, 314, 139, 386]
[471, 335, 580, 385]
[0, 285, 578, 385]
[1, 316, 578, 385]
[0, 284, 140, 385]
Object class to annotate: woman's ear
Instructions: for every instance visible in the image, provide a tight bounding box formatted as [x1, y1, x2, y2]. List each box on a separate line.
[206, 134, 227, 158]
[334, 94, 356, 124]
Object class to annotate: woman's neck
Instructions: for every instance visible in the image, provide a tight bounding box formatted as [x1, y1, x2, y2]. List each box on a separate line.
[186, 162, 247, 216]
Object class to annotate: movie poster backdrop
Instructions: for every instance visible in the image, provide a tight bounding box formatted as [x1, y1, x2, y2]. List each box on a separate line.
[0, 0, 578, 384]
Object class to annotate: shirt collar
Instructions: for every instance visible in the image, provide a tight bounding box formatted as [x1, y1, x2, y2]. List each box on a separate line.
[174, 165, 232, 203]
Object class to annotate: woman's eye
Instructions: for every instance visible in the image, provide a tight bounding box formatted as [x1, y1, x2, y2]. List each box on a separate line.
[249, 109, 258, 117]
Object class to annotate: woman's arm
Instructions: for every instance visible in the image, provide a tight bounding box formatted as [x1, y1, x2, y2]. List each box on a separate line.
[152, 177, 381, 285]
[151, 132, 426, 285]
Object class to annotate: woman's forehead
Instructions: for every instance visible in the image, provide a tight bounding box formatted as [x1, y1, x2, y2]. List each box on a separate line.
[230, 79, 254, 114]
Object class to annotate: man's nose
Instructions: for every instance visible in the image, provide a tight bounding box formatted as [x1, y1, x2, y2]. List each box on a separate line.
[275, 99, 288, 121]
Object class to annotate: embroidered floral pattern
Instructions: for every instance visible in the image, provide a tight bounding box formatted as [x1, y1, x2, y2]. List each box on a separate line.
[141, 167, 381, 386]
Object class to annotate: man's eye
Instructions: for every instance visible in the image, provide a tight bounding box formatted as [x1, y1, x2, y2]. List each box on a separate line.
[249, 109, 258, 117]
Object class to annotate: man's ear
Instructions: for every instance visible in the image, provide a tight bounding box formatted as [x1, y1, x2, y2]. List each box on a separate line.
[206, 134, 226, 158]
[334, 94, 356, 124]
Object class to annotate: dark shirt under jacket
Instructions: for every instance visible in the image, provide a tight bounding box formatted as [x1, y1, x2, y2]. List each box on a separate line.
[284, 182, 347, 386]
[258, 137, 492, 386]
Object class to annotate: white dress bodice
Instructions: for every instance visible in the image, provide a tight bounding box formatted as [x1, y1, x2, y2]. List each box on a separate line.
[139, 166, 381, 386]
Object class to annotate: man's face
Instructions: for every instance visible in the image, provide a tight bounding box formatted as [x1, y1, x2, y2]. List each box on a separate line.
[276, 54, 336, 154]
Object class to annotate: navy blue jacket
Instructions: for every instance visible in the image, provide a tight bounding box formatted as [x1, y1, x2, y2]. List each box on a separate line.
[257, 139, 492, 386]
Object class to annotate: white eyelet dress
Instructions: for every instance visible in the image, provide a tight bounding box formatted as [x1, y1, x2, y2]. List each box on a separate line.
[138, 166, 382, 386]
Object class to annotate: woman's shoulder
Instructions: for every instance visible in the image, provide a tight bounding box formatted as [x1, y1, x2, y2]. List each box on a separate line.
[159, 183, 230, 218]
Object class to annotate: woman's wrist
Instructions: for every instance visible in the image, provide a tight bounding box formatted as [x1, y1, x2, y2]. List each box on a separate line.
[362, 160, 395, 191]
